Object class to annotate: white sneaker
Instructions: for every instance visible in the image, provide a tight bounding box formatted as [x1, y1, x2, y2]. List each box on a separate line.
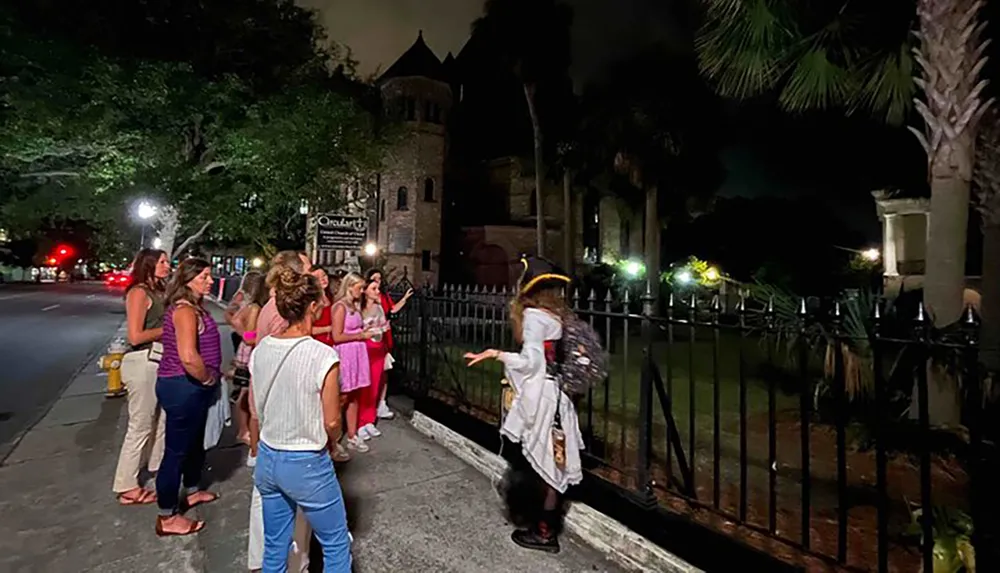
[377, 401, 395, 420]
[364, 423, 382, 438]
[346, 435, 369, 453]
[246, 454, 257, 468]
[358, 426, 371, 441]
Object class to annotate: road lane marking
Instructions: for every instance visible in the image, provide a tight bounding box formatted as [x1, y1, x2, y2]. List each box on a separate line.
[0, 293, 29, 301]
[41, 304, 61, 311]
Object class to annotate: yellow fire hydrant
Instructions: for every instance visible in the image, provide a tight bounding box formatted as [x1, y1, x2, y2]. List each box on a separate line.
[99, 339, 129, 398]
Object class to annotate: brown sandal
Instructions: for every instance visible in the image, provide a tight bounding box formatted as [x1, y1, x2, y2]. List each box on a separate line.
[181, 491, 220, 511]
[155, 515, 205, 537]
[118, 488, 157, 506]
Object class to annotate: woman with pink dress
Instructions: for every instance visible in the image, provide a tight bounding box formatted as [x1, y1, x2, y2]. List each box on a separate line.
[331, 272, 377, 453]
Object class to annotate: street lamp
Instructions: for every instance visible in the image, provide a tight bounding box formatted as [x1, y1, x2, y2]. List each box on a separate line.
[136, 201, 157, 220]
[252, 257, 264, 268]
[363, 243, 378, 257]
[152, 237, 162, 249]
[862, 248, 880, 262]
[135, 201, 157, 248]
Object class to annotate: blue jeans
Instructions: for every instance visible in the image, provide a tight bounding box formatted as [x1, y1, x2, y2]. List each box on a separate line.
[255, 442, 351, 573]
[155, 374, 213, 514]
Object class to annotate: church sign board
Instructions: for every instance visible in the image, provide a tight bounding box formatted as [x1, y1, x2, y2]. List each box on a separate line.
[315, 214, 368, 251]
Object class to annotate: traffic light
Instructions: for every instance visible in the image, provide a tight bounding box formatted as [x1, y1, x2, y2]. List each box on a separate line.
[47, 257, 57, 265]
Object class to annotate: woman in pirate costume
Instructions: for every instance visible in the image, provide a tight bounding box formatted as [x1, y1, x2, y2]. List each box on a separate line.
[465, 256, 584, 553]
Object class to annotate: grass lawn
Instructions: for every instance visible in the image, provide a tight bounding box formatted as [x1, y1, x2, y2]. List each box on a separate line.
[401, 323, 807, 475]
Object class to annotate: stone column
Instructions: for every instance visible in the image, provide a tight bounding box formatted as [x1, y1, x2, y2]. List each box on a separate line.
[883, 213, 898, 276]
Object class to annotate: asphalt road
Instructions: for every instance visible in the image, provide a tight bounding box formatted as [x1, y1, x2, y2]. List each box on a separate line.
[0, 282, 125, 461]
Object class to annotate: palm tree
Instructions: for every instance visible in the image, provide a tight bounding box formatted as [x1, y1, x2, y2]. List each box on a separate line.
[696, 0, 993, 327]
[473, 0, 574, 256]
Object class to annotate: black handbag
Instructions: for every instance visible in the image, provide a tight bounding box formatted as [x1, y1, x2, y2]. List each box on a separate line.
[232, 366, 251, 388]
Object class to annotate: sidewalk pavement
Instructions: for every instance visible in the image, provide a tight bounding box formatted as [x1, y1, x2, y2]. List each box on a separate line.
[0, 313, 623, 572]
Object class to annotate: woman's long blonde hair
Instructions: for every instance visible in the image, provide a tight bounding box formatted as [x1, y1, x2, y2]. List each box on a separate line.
[335, 272, 365, 305]
[510, 285, 572, 343]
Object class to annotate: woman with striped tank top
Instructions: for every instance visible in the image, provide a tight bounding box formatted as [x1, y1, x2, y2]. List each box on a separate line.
[154, 257, 223, 536]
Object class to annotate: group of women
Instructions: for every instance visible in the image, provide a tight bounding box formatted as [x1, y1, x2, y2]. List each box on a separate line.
[109, 245, 585, 570]
[109, 247, 411, 571]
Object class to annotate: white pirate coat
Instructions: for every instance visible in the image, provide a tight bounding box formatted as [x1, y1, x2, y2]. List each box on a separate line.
[499, 308, 584, 493]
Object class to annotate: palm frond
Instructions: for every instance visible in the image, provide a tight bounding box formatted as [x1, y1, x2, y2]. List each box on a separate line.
[696, 0, 795, 100]
[778, 45, 856, 113]
[853, 44, 916, 126]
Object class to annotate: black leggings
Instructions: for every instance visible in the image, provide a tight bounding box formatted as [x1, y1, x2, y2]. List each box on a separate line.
[499, 437, 568, 535]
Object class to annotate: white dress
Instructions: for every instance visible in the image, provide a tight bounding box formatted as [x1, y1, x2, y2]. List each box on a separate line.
[499, 308, 585, 493]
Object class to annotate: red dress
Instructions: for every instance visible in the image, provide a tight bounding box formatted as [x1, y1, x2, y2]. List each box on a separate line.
[313, 303, 333, 345]
[379, 292, 395, 351]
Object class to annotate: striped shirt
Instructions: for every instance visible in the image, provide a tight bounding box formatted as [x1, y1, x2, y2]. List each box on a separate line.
[159, 303, 223, 379]
[250, 336, 340, 451]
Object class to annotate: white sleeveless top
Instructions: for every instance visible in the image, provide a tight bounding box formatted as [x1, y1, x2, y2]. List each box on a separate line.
[249, 336, 340, 451]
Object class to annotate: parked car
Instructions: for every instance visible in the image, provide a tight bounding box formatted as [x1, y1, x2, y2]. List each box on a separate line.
[104, 270, 130, 289]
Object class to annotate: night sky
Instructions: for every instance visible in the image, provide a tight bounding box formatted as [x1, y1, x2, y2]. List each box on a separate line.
[299, 0, 687, 85]
[301, 0, 933, 245]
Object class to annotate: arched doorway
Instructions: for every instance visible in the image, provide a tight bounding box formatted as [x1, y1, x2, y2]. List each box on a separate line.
[471, 243, 509, 287]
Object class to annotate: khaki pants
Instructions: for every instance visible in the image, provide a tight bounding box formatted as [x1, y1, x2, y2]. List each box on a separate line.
[112, 350, 166, 493]
[249, 485, 312, 571]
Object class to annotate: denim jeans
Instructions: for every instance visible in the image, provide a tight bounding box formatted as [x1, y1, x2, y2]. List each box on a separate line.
[255, 442, 351, 573]
[155, 374, 213, 514]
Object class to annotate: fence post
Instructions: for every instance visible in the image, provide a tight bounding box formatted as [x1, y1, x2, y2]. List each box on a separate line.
[963, 305, 999, 571]
[418, 282, 429, 385]
[635, 280, 657, 508]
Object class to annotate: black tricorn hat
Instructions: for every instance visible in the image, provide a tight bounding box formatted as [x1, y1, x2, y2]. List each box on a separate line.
[516, 254, 571, 295]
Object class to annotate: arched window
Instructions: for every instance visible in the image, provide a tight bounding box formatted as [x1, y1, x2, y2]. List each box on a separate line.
[423, 177, 435, 202]
[396, 186, 409, 211]
[529, 189, 538, 217]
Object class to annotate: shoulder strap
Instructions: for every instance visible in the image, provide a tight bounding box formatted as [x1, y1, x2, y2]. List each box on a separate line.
[256, 338, 308, 425]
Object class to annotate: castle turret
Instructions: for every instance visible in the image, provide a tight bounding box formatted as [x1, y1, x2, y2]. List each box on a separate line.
[376, 31, 452, 286]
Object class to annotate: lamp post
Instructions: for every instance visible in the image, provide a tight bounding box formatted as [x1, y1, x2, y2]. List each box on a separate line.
[136, 201, 157, 248]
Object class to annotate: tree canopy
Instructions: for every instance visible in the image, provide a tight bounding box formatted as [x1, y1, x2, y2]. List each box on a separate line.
[0, 1, 387, 258]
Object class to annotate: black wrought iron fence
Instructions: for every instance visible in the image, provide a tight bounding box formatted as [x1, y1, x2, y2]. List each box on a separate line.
[388, 281, 998, 573]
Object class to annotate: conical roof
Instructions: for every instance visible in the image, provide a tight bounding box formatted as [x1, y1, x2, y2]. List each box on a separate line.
[379, 31, 447, 83]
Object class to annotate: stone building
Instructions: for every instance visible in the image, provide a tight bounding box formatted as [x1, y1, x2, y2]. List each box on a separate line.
[367, 31, 643, 287]
[872, 190, 981, 300]
[374, 32, 451, 286]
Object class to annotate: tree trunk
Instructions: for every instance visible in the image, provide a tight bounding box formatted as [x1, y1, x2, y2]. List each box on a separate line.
[523, 83, 546, 257]
[171, 220, 212, 260]
[156, 205, 180, 257]
[923, 172, 972, 326]
[644, 185, 660, 300]
[912, 0, 989, 327]
[562, 169, 573, 274]
[981, 222, 1000, 375]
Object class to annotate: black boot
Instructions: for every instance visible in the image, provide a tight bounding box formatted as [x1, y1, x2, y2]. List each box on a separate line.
[511, 512, 560, 554]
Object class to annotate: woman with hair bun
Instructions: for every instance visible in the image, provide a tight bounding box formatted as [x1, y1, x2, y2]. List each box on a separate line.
[248, 268, 351, 571]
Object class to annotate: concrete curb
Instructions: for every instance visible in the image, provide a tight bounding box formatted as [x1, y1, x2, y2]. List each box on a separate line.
[409, 411, 701, 573]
